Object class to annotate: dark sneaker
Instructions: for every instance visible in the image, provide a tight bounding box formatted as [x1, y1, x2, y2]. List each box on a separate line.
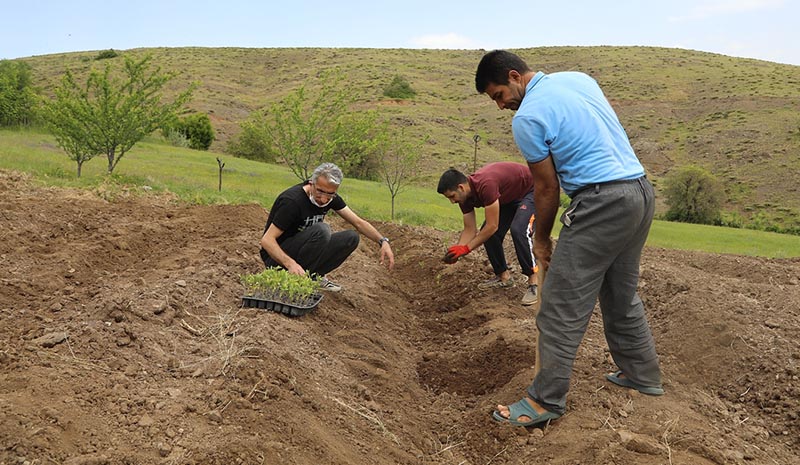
[477, 276, 514, 290]
[319, 277, 342, 292]
[521, 284, 538, 306]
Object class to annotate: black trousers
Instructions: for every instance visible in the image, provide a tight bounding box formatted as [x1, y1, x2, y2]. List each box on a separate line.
[260, 222, 359, 277]
[482, 190, 537, 277]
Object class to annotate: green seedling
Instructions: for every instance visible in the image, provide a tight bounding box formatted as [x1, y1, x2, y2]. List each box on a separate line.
[240, 267, 321, 306]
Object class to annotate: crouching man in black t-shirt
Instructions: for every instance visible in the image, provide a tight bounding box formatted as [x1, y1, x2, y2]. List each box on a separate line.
[259, 162, 395, 292]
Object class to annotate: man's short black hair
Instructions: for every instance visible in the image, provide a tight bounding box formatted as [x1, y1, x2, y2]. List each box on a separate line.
[437, 168, 468, 194]
[475, 50, 532, 93]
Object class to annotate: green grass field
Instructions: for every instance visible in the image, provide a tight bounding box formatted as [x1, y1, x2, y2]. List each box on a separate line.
[1, 128, 798, 258]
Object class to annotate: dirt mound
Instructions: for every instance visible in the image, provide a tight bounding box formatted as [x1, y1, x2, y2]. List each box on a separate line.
[1, 170, 798, 465]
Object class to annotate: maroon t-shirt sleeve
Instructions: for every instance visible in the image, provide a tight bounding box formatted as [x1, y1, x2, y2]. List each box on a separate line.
[457, 162, 533, 213]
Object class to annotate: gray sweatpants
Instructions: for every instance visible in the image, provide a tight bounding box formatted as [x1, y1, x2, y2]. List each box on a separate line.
[527, 177, 662, 415]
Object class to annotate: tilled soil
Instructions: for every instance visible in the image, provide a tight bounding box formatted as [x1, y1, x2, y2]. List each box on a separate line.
[1, 170, 798, 465]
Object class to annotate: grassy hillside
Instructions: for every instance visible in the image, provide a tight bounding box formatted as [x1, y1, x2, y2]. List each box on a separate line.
[16, 46, 800, 230]
[2, 128, 799, 258]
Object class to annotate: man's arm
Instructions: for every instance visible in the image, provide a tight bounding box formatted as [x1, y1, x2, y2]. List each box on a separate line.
[458, 210, 478, 245]
[335, 206, 395, 270]
[260, 224, 305, 275]
[463, 200, 500, 251]
[528, 156, 560, 270]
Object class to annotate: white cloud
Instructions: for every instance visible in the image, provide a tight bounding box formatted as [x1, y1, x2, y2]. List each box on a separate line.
[668, 0, 784, 22]
[408, 32, 478, 49]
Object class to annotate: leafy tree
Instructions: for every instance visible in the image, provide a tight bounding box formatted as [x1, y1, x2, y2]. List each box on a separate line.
[663, 165, 725, 225]
[164, 112, 215, 150]
[376, 127, 424, 220]
[326, 110, 383, 180]
[233, 69, 387, 181]
[235, 84, 340, 180]
[383, 75, 416, 100]
[41, 55, 194, 175]
[0, 60, 37, 126]
[262, 83, 334, 181]
[229, 113, 275, 162]
[41, 105, 99, 177]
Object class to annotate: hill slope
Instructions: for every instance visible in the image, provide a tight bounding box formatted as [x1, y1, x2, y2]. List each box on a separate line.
[1, 170, 798, 464]
[19, 46, 800, 227]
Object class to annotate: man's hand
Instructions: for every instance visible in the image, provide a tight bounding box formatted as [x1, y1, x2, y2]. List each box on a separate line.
[286, 262, 306, 276]
[380, 242, 395, 270]
[443, 244, 471, 264]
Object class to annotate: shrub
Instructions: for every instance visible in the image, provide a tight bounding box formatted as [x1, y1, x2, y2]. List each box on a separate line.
[227, 116, 276, 162]
[383, 75, 416, 99]
[715, 211, 744, 229]
[95, 49, 119, 60]
[163, 113, 214, 150]
[163, 128, 190, 148]
[663, 165, 724, 225]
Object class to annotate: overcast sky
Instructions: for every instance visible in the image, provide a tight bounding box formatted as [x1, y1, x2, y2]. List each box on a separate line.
[2, 0, 798, 66]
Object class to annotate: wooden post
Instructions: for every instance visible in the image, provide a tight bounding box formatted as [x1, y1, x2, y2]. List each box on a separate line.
[216, 157, 225, 192]
[533, 264, 545, 377]
[472, 134, 481, 172]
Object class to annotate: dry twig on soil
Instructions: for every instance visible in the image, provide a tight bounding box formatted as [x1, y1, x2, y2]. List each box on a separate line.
[661, 416, 680, 465]
[330, 396, 400, 444]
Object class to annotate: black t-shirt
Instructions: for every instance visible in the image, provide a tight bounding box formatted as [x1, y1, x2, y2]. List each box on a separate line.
[264, 181, 347, 244]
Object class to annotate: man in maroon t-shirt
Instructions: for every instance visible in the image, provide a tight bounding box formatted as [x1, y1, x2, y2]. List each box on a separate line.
[437, 162, 539, 305]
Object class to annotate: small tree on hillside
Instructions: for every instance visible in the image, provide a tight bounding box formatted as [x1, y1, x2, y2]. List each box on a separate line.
[327, 109, 383, 180]
[234, 81, 343, 181]
[233, 69, 386, 181]
[230, 113, 274, 162]
[264, 84, 333, 181]
[41, 55, 194, 175]
[663, 164, 725, 225]
[42, 105, 100, 177]
[0, 60, 37, 126]
[376, 127, 424, 220]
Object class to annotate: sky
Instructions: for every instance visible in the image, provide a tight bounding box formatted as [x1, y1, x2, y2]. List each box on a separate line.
[2, 0, 799, 66]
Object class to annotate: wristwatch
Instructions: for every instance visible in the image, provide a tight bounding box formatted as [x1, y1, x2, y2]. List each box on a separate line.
[378, 237, 390, 246]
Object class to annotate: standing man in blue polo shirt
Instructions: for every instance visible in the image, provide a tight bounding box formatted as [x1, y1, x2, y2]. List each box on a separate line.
[475, 50, 663, 427]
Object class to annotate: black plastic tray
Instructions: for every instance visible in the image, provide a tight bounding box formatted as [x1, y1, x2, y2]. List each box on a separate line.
[241, 293, 323, 317]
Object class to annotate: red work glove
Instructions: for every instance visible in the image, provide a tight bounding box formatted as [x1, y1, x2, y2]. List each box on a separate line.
[443, 244, 471, 264]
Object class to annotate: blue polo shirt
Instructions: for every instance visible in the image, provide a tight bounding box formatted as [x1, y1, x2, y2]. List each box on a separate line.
[512, 71, 644, 196]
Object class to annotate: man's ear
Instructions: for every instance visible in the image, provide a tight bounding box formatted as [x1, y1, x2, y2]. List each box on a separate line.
[508, 69, 522, 83]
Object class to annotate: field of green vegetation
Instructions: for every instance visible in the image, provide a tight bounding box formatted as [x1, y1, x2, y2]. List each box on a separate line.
[2, 128, 798, 258]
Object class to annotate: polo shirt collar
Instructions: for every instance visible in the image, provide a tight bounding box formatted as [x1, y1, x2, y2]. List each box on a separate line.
[527, 71, 546, 92]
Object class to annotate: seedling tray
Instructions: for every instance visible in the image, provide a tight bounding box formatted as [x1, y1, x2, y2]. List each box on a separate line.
[241, 293, 323, 317]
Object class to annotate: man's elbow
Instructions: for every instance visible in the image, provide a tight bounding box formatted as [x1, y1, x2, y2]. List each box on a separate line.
[260, 235, 274, 251]
[535, 183, 559, 200]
